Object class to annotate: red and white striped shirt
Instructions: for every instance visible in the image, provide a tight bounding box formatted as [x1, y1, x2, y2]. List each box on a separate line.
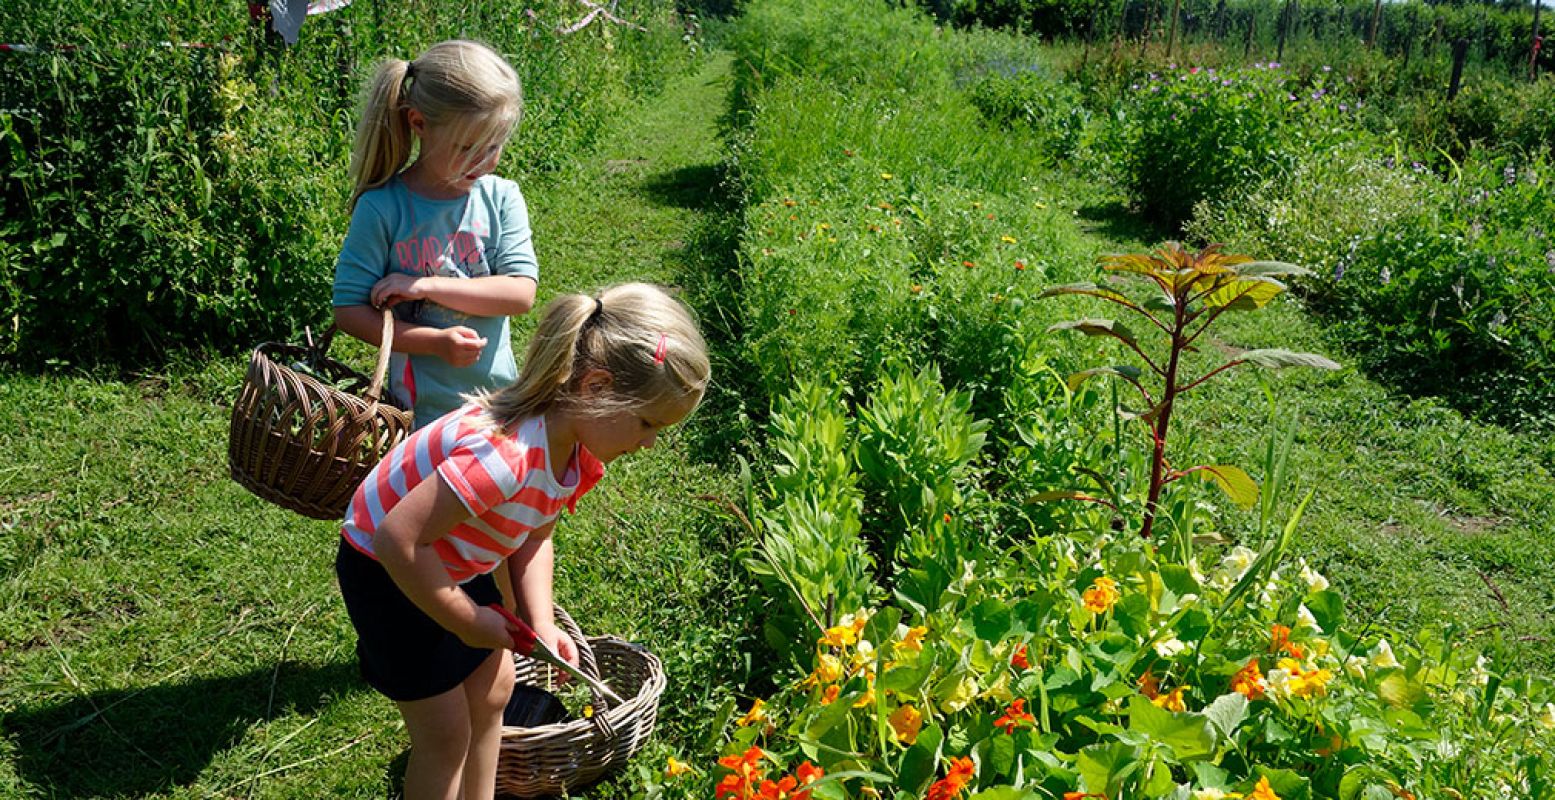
[341, 405, 604, 584]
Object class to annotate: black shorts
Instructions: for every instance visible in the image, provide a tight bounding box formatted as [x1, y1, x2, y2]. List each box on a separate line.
[335, 537, 503, 702]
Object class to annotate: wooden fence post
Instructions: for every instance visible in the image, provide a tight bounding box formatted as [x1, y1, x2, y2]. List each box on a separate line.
[1166, 0, 1182, 57]
[1367, 0, 1383, 49]
[1448, 38, 1469, 101]
[1531, 0, 1544, 81]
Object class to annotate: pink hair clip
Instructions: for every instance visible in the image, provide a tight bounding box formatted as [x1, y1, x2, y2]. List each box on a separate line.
[652, 334, 668, 365]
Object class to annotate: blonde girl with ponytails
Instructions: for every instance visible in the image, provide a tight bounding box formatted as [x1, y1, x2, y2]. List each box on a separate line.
[333, 39, 538, 429]
[335, 284, 709, 800]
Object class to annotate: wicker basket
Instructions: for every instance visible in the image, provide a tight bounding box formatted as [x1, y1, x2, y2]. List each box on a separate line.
[497, 606, 666, 798]
[228, 309, 413, 520]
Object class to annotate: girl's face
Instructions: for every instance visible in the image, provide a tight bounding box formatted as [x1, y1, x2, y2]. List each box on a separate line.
[408, 110, 506, 194]
[573, 385, 698, 464]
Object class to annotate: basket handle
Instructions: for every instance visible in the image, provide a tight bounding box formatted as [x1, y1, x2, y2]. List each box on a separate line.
[364, 307, 396, 404]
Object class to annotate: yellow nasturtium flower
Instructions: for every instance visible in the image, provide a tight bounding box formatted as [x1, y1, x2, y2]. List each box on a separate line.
[898, 625, 929, 653]
[1248, 776, 1282, 800]
[664, 756, 692, 779]
[1152, 685, 1189, 712]
[889, 704, 924, 744]
[736, 698, 767, 727]
[1082, 576, 1121, 614]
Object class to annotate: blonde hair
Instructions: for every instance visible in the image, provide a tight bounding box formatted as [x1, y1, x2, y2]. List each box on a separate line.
[347, 39, 522, 212]
[472, 283, 711, 428]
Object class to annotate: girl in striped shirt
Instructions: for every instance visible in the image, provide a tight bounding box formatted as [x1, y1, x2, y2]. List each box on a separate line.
[335, 283, 709, 800]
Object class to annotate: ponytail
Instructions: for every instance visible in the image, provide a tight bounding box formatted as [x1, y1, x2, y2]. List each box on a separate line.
[348, 59, 414, 213]
[472, 284, 711, 430]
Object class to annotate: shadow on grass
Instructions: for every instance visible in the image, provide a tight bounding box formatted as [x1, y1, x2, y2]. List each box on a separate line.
[5, 659, 362, 797]
[640, 163, 735, 214]
[1074, 199, 1175, 248]
[654, 162, 766, 471]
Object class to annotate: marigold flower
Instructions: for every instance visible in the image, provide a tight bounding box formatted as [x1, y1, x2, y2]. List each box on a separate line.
[1247, 776, 1281, 800]
[1152, 685, 1188, 712]
[665, 756, 692, 779]
[1137, 669, 1160, 699]
[737, 698, 768, 727]
[1232, 658, 1266, 701]
[1082, 576, 1120, 614]
[889, 704, 923, 744]
[1011, 643, 1030, 670]
[926, 756, 975, 800]
[994, 698, 1036, 734]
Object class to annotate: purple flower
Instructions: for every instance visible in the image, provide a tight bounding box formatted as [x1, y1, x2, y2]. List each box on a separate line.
[1339, 103, 1349, 111]
[1168, 63, 1178, 69]
[1270, 62, 1282, 69]
[1223, 79, 1233, 86]
[1254, 61, 1265, 68]
[1131, 83, 1140, 90]
[1288, 93, 1297, 101]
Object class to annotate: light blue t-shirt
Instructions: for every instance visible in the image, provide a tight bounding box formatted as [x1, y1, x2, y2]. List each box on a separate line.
[333, 174, 538, 428]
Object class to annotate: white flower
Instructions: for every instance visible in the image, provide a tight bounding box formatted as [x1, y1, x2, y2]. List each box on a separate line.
[1222, 546, 1258, 578]
[1299, 562, 1329, 593]
[1194, 789, 1234, 800]
[1179, 593, 1199, 606]
[1344, 654, 1368, 679]
[1154, 637, 1187, 658]
[1296, 604, 1323, 634]
[1536, 702, 1555, 730]
[1468, 654, 1490, 687]
[1372, 639, 1401, 669]
[1265, 667, 1293, 700]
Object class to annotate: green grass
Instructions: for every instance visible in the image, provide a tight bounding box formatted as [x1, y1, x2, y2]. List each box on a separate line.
[0, 53, 749, 799]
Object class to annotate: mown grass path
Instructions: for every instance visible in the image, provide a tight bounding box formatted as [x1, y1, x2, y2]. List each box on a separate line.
[0, 52, 746, 799]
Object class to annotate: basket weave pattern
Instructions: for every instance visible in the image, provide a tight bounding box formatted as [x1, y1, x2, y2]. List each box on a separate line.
[228, 310, 413, 520]
[497, 607, 665, 798]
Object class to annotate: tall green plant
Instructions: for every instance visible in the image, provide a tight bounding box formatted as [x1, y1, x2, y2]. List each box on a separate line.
[1041, 242, 1339, 539]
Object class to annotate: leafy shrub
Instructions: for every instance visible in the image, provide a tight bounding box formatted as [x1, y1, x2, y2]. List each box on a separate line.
[0, 0, 695, 367]
[1110, 62, 1358, 229]
[967, 68, 1091, 158]
[746, 379, 880, 668]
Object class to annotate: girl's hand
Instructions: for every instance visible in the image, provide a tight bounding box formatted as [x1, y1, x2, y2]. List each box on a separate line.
[370, 273, 430, 308]
[534, 621, 579, 673]
[438, 327, 488, 367]
[463, 605, 519, 651]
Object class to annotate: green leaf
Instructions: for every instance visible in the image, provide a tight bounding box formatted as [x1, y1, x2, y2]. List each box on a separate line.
[966, 789, 1038, 800]
[897, 724, 944, 794]
[1039, 282, 1134, 307]
[1377, 673, 1426, 709]
[1201, 276, 1285, 310]
[1304, 589, 1344, 630]
[1194, 464, 1259, 509]
[1126, 695, 1214, 760]
[1076, 741, 1142, 794]
[1203, 692, 1249, 740]
[972, 598, 1013, 641]
[1048, 317, 1139, 349]
[1233, 260, 1311, 278]
[1066, 365, 1144, 393]
[1339, 766, 1399, 800]
[1237, 349, 1341, 370]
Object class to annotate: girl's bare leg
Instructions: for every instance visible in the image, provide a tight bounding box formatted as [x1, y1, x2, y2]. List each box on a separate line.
[397, 687, 472, 800]
[460, 648, 515, 800]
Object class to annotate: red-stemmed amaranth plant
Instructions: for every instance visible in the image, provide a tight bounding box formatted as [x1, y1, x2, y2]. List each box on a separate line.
[1042, 242, 1339, 539]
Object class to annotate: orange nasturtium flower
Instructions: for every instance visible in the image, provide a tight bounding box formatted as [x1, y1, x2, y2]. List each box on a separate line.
[820, 685, 841, 705]
[1064, 793, 1110, 800]
[1151, 685, 1188, 712]
[1268, 624, 1304, 659]
[926, 756, 976, 800]
[1011, 643, 1030, 670]
[1082, 576, 1121, 614]
[889, 704, 924, 744]
[1232, 658, 1266, 701]
[1137, 668, 1161, 699]
[755, 761, 825, 800]
[994, 698, 1036, 734]
[716, 746, 766, 800]
[1247, 776, 1282, 800]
